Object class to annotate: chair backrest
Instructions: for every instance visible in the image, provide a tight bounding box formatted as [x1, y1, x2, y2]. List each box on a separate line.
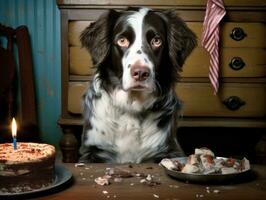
[0, 24, 16, 129]
[0, 24, 38, 142]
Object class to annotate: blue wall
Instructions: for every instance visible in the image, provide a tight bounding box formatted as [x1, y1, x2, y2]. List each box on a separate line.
[0, 0, 62, 147]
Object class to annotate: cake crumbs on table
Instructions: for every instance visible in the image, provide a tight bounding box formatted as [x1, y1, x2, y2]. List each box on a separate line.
[146, 174, 152, 181]
[213, 189, 220, 194]
[95, 177, 110, 185]
[196, 194, 204, 198]
[102, 190, 108, 194]
[169, 185, 179, 188]
[114, 177, 123, 182]
[74, 163, 85, 167]
[140, 179, 146, 183]
[153, 194, 160, 198]
[90, 166, 161, 187]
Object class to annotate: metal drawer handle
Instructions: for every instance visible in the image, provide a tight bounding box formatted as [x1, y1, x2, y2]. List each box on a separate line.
[229, 57, 245, 70]
[230, 27, 247, 41]
[223, 96, 246, 111]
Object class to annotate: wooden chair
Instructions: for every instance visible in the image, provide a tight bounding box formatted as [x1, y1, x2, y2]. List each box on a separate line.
[0, 24, 38, 142]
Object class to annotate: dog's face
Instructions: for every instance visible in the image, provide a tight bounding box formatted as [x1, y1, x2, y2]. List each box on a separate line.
[112, 8, 166, 92]
[81, 7, 196, 95]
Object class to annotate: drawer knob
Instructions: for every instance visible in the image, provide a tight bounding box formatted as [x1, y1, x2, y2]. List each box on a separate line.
[230, 27, 247, 41]
[229, 57, 245, 70]
[223, 96, 246, 111]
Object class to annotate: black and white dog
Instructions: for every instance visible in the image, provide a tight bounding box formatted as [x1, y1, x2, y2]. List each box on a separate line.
[79, 7, 196, 163]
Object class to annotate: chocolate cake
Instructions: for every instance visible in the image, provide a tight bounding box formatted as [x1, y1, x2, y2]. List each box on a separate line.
[0, 142, 56, 193]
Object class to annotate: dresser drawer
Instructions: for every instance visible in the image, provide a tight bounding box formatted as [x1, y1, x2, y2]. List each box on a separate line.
[69, 46, 266, 76]
[68, 21, 266, 76]
[70, 47, 94, 75]
[188, 22, 266, 48]
[183, 48, 266, 77]
[176, 83, 266, 117]
[69, 21, 92, 46]
[68, 82, 89, 114]
[221, 23, 266, 48]
[69, 21, 266, 48]
[67, 82, 266, 117]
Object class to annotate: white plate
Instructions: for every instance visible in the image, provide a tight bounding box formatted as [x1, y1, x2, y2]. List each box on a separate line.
[163, 157, 253, 184]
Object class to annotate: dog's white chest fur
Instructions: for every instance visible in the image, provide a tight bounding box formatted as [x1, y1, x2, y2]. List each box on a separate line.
[84, 83, 169, 163]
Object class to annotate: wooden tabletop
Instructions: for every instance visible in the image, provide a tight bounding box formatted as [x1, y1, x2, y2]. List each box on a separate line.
[24, 163, 266, 200]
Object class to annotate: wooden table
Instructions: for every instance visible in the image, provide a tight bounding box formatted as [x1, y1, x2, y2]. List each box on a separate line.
[27, 163, 266, 200]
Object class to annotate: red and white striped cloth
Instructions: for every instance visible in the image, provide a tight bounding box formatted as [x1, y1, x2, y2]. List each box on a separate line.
[201, 0, 226, 94]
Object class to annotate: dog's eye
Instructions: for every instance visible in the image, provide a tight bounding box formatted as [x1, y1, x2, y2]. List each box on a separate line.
[117, 37, 130, 48]
[151, 37, 162, 48]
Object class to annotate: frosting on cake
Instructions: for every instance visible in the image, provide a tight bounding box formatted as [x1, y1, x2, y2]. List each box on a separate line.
[0, 142, 55, 165]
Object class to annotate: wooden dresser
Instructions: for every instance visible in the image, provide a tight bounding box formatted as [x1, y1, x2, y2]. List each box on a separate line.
[56, 0, 266, 162]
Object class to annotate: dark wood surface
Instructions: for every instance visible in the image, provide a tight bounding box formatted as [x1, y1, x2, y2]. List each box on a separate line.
[33, 163, 266, 200]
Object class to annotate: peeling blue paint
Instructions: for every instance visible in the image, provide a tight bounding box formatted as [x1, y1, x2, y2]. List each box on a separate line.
[0, 0, 62, 148]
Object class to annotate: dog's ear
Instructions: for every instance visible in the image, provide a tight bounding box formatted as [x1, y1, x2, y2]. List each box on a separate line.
[80, 10, 120, 66]
[160, 10, 197, 71]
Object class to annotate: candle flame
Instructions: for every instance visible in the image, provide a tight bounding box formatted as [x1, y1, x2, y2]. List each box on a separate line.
[12, 118, 17, 138]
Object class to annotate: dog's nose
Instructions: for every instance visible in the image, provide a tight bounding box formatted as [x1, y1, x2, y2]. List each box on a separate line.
[131, 65, 150, 81]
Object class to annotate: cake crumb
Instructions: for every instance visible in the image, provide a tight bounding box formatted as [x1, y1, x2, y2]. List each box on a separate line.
[103, 190, 108, 194]
[140, 179, 146, 183]
[213, 189, 220, 194]
[153, 194, 159, 198]
[146, 174, 152, 181]
[169, 185, 179, 188]
[95, 177, 110, 186]
[75, 163, 85, 167]
[114, 177, 123, 182]
[196, 194, 205, 198]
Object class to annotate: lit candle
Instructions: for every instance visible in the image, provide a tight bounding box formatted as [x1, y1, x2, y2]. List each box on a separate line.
[11, 118, 17, 150]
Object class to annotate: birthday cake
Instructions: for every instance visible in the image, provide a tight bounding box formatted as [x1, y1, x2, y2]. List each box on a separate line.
[0, 142, 56, 193]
